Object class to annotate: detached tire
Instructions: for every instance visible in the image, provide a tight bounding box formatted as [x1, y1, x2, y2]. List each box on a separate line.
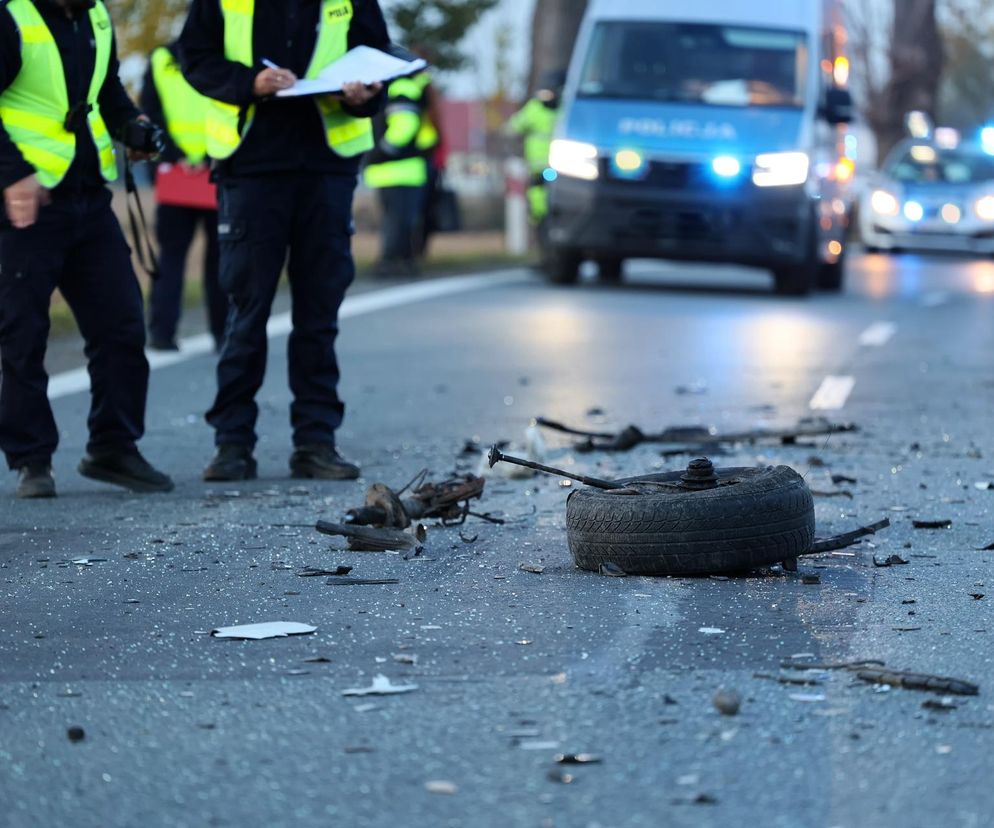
[566, 466, 814, 576]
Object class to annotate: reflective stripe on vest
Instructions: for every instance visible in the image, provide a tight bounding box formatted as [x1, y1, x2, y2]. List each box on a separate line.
[0, 0, 117, 188]
[150, 46, 208, 165]
[205, 0, 373, 160]
[362, 155, 427, 188]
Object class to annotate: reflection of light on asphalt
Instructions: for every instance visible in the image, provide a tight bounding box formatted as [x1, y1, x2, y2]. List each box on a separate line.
[524, 306, 590, 348]
[746, 314, 828, 367]
[970, 264, 994, 294]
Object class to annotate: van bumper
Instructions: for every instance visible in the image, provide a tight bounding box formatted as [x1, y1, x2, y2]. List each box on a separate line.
[547, 176, 814, 267]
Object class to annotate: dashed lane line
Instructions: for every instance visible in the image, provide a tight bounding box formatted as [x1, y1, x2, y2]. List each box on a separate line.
[47, 269, 530, 401]
[809, 375, 855, 411]
[858, 321, 897, 347]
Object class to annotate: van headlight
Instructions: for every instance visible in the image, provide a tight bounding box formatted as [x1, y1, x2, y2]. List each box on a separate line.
[870, 189, 900, 217]
[975, 195, 994, 222]
[752, 152, 810, 187]
[549, 139, 600, 181]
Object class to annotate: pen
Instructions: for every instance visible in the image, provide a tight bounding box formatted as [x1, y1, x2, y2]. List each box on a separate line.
[261, 58, 281, 71]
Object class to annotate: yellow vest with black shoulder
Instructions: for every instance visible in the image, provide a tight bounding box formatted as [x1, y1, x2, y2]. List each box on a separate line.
[151, 46, 208, 165]
[363, 74, 430, 189]
[0, 0, 117, 188]
[205, 0, 373, 160]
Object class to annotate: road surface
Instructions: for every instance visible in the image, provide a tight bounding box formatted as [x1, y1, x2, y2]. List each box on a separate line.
[2, 252, 993, 827]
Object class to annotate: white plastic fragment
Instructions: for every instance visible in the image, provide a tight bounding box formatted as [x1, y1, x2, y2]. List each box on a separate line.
[341, 674, 418, 697]
[211, 622, 317, 640]
[425, 780, 458, 795]
[698, 627, 726, 635]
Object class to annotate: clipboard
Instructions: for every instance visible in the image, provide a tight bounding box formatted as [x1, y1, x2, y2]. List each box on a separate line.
[276, 46, 428, 98]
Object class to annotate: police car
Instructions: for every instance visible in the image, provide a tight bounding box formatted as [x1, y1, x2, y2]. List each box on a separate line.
[860, 130, 994, 255]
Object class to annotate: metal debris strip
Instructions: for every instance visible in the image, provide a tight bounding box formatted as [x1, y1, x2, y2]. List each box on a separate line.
[315, 521, 426, 552]
[325, 577, 399, 586]
[912, 519, 953, 529]
[855, 668, 979, 696]
[555, 753, 602, 765]
[598, 562, 627, 577]
[807, 518, 890, 554]
[344, 474, 486, 529]
[488, 445, 623, 491]
[535, 415, 857, 453]
[297, 566, 352, 577]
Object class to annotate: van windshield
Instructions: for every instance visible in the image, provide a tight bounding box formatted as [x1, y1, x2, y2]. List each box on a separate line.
[577, 21, 808, 108]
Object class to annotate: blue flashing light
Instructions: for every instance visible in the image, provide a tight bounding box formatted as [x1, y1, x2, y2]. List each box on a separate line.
[711, 155, 742, 180]
[542, 167, 558, 183]
[981, 126, 994, 155]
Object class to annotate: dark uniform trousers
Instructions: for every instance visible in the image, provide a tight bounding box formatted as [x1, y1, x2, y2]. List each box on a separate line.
[0, 189, 149, 469]
[149, 203, 227, 347]
[207, 172, 355, 448]
[379, 184, 425, 263]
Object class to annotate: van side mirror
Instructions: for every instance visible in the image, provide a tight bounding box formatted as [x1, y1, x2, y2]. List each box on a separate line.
[822, 87, 854, 125]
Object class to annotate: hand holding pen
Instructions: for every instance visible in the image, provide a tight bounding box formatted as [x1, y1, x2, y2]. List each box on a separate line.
[253, 58, 297, 97]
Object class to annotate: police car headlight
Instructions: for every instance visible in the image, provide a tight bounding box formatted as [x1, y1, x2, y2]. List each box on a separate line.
[870, 189, 900, 217]
[975, 195, 994, 222]
[752, 152, 810, 187]
[549, 139, 599, 181]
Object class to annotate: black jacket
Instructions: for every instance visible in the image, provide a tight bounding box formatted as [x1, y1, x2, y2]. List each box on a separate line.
[178, 0, 390, 179]
[0, 0, 139, 193]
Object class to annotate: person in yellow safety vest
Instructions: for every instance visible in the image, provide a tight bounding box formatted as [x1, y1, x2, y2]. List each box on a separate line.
[364, 69, 434, 278]
[414, 69, 444, 257]
[140, 42, 227, 352]
[0, 0, 174, 499]
[179, 0, 389, 483]
[508, 70, 565, 224]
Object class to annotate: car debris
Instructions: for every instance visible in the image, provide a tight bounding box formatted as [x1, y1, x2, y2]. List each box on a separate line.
[211, 622, 317, 640]
[922, 697, 958, 711]
[315, 521, 426, 552]
[535, 415, 857, 453]
[341, 674, 418, 697]
[424, 780, 458, 795]
[66, 726, 85, 743]
[555, 753, 602, 765]
[854, 668, 978, 696]
[343, 473, 486, 529]
[809, 518, 891, 554]
[297, 566, 352, 577]
[325, 577, 399, 586]
[519, 563, 545, 574]
[488, 445, 624, 490]
[873, 554, 909, 567]
[598, 562, 627, 577]
[912, 519, 952, 529]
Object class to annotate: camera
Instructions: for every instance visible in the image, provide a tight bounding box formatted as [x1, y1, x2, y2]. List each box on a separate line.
[120, 119, 167, 157]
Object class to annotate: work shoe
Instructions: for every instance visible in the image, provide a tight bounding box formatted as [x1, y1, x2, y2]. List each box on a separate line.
[16, 465, 56, 499]
[78, 450, 174, 493]
[289, 445, 360, 480]
[203, 444, 257, 481]
[148, 338, 179, 352]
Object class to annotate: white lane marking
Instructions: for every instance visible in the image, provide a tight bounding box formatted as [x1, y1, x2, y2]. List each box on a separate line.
[809, 375, 855, 411]
[48, 269, 529, 400]
[858, 321, 896, 347]
[920, 291, 949, 308]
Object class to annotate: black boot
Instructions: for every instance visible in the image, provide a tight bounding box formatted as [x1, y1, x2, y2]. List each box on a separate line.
[289, 445, 359, 480]
[16, 465, 56, 499]
[203, 445, 257, 481]
[78, 450, 174, 493]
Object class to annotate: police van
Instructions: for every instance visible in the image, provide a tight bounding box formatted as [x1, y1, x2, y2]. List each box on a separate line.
[544, 0, 855, 294]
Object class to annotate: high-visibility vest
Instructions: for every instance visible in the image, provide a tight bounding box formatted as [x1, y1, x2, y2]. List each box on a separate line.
[509, 97, 559, 175]
[0, 0, 117, 188]
[412, 72, 439, 154]
[150, 46, 208, 165]
[363, 73, 429, 189]
[205, 0, 373, 161]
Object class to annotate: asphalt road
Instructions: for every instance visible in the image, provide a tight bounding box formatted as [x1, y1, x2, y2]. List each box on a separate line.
[2, 251, 993, 828]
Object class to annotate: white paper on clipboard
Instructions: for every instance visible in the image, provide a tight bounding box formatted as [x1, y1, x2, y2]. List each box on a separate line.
[276, 46, 427, 98]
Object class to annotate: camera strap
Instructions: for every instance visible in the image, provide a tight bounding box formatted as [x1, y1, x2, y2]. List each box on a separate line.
[123, 156, 161, 282]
